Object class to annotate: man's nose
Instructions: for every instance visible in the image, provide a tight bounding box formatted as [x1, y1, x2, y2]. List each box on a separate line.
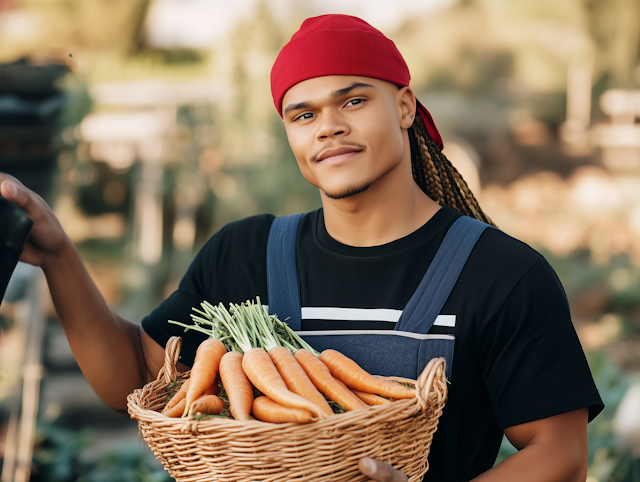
[316, 110, 350, 141]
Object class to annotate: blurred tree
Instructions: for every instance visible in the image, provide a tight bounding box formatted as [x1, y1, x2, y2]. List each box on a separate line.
[0, 0, 151, 60]
[208, 0, 321, 227]
[582, 0, 640, 88]
[395, 0, 640, 95]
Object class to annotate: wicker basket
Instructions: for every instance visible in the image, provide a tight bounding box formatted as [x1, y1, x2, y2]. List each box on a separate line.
[127, 336, 447, 482]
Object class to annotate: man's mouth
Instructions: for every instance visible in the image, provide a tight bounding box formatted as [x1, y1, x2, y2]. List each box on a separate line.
[314, 146, 363, 163]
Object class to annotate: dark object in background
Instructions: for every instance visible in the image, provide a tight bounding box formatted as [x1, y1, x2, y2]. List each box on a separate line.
[0, 58, 70, 201]
[0, 195, 33, 305]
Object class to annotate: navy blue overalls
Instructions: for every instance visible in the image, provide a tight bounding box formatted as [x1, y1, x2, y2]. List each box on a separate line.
[266, 213, 491, 380]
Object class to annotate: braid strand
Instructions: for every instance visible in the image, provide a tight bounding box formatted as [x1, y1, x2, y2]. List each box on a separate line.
[408, 117, 495, 227]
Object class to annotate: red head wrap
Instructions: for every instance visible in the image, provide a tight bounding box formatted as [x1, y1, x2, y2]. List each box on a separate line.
[270, 14, 443, 150]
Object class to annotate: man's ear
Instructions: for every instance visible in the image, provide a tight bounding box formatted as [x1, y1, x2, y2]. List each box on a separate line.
[398, 86, 416, 129]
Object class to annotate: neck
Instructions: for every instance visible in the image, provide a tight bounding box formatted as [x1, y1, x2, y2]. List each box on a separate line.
[320, 157, 441, 247]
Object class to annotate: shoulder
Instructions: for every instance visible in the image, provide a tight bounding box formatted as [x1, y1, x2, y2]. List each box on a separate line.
[472, 224, 545, 280]
[215, 213, 276, 239]
[440, 207, 542, 274]
[477, 224, 542, 264]
[198, 213, 275, 255]
[453, 221, 561, 322]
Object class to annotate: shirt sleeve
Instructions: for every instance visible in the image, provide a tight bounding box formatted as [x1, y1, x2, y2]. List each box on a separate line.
[481, 257, 604, 429]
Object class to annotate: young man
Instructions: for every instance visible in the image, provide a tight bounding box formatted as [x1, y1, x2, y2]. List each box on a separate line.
[0, 14, 602, 482]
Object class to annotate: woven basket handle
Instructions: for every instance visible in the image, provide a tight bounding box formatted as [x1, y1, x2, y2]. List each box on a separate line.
[415, 357, 447, 411]
[157, 336, 183, 384]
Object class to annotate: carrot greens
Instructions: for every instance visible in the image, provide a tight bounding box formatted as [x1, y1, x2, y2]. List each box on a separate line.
[169, 298, 318, 356]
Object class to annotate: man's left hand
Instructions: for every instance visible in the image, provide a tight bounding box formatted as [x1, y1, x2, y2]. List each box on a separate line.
[358, 457, 408, 481]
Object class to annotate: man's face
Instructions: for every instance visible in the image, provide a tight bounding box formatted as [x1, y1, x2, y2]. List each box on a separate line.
[282, 76, 413, 201]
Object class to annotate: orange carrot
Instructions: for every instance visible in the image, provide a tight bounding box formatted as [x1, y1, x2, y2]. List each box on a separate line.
[219, 351, 253, 421]
[252, 396, 313, 423]
[242, 347, 324, 419]
[268, 346, 334, 417]
[165, 385, 217, 418]
[191, 394, 226, 416]
[163, 379, 190, 413]
[319, 349, 415, 399]
[163, 398, 186, 418]
[351, 388, 391, 405]
[377, 375, 417, 386]
[210, 373, 221, 396]
[183, 338, 227, 417]
[332, 376, 391, 406]
[294, 349, 366, 411]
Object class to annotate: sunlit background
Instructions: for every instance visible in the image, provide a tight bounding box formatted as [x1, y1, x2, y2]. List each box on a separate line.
[0, 0, 639, 480]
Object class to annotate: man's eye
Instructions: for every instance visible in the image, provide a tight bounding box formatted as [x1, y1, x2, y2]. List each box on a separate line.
[345, 99, 364, 107]
[296, 113, 314, 121]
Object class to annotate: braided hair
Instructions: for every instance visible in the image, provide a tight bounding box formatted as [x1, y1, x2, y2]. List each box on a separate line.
[408, 116, 495, 227]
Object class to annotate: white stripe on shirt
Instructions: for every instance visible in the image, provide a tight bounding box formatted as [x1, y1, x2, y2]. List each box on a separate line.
[300, 307, 455, 327]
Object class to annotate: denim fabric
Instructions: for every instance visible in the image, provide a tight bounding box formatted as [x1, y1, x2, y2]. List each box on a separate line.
[266, 213, 305, 330]
[299, 330, 455, 380]
[395, 216, 491, 333]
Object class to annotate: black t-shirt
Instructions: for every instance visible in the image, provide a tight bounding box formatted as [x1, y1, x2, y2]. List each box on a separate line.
[142, 205, 603, 482]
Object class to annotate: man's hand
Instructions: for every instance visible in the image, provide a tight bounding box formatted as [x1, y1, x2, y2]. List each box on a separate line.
[358, 457, 408, 482]
[0, 174, 69, 268]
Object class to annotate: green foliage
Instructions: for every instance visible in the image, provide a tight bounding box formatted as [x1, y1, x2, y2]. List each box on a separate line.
[544, 249, 640, 338]
[32, 421, 171, 482]
[585, 352, 640, 482]
[32, 423, 91, 482]
[77, 443, 172, 482]
[0, 313, 13, 331]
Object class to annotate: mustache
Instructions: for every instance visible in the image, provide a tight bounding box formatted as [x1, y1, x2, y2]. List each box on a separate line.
[310, 142, 366, 163]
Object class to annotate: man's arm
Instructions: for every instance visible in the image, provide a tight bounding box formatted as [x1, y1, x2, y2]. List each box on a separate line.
[359, 408, 589, 482]
[474, 408, 588, 482]
[1, 176, 185, 412]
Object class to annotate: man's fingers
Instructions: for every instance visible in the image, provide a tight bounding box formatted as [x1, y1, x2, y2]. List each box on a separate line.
[1, 179, 45, 222]
[358, 457, 408, 482]
[1, 179, 29, 208]
[0, 179, 38, 237]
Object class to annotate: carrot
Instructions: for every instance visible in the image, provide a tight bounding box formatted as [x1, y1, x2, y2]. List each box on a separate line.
[268, 346, 334, 417]
[376, 375, 417, 386]
[353, 390, 392, 405]
[164, 385, 217, 418]
[210, 373, 221, 396]
[163, 379, 190, 413]
[242, 347, 325, 419]
[163, 398, 186, 418]
[319, 349, 415, 399]
[219, 351, 253, 421]
[331, 376, 391, 405]
[252, 396, 314, 423]
[294, 349, 366, 411]
[183, 338, 227, 417]
[191, 394, 226, 416]
[332, 376, 390, 405]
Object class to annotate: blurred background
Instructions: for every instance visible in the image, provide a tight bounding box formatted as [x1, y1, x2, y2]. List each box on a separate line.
[0, 0, 639, 480]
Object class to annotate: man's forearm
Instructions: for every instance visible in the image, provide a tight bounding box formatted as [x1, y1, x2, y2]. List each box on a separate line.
[471, 443, 586, 482]
[472, 409, 589, 482]
[42, 237, 146, 411]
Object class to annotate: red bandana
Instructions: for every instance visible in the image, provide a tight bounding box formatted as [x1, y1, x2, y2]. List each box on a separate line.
[270, 14, 443, 150]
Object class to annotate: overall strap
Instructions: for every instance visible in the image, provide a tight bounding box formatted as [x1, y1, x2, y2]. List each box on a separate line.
[266, 213, 305, 330]
[396, 215, 492, 334]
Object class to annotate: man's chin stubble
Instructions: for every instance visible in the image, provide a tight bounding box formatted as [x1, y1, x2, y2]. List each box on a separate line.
[321, 182, 372, 200]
